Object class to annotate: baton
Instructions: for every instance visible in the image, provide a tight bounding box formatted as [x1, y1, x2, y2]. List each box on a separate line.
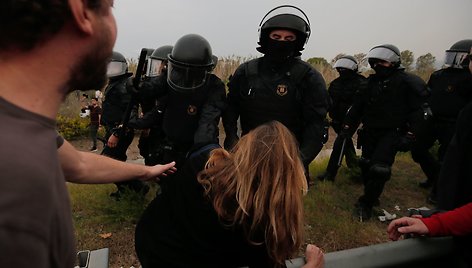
[337, 137, 347, 167]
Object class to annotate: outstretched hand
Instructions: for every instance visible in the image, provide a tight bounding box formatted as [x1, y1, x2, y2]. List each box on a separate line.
[387, 217, 429, 241]
[302, 244, 324, 268]
[144, 162, 177, 182]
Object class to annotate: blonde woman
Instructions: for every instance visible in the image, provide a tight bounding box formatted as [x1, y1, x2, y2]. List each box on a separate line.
[135, 121, 324, 267]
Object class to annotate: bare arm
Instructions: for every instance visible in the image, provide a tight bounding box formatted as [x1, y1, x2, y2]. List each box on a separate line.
[58, 139, 175, 184]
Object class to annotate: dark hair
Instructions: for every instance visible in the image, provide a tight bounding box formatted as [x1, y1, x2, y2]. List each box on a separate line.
[91, 97, 98, 101]
[0, 0, 105, 51]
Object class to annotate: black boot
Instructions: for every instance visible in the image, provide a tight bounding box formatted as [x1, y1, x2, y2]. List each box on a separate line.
[317, 171, 335, 181]
[353, 202, 373, 222]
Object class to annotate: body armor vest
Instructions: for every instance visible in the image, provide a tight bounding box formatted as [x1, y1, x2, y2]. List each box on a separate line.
[239, 58, 311, 138]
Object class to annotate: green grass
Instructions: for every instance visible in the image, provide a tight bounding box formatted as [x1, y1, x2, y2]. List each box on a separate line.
[69, 152, 431, 267]
[304, 152, 431, 253]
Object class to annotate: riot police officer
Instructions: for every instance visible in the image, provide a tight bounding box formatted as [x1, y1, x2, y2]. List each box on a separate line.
[343, 44, 430, 221]
[318, 56, 366, 181]
[411, 40, 472, 202]
[101, 51, 147, 198]
[223, 5, 329, 185]
[435, 46, 472, 267]
[134, 45, 173, 166]
[134, 34, 226, 174]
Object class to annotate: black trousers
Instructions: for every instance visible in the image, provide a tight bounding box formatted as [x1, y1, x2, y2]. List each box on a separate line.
[101, 125, 145, 193]
[358, 128, 400, 207]
[89, 124, 99, 148]
[411, 118, 456, 185]
[325, 128, 358, 177]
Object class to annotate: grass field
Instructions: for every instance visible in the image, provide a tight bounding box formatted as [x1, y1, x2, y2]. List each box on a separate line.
[69, 147, 432, 267]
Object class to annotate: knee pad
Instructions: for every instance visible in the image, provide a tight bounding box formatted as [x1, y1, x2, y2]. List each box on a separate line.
[369, 164, 391, 181]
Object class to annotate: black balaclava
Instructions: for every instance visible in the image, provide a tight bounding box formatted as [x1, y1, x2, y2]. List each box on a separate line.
[263, 39, 297, 63]
[337, 68, 356, 78]
[369, 59, 395, 78]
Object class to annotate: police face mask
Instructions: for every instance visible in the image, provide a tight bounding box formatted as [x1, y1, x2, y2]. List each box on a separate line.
[373, 65, 395, 77]
[265, 39, 296, 61]
[369, 59, 395, 77]
[337, 68, 355, 78]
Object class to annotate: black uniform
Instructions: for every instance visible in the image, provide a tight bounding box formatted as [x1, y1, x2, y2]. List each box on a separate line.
[436, 102, 472, 267]
[101, 74, 146, 194]
[223, 57, 329, 176]
[322, 72, 366, 180]
[138, 74, 226, 170]
[344, 68, 429, 216]
[133, 75, 167, 166]
[411, 68, 472, 192]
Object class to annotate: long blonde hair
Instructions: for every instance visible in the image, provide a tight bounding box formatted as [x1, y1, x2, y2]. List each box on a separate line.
[198, 121, 308, 266]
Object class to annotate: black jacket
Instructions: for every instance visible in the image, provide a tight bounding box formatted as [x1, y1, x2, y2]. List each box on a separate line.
[428, 68, 472, 121]
[345, 69, 429, 134]
[328, 73, 367, 126]
[135, 147, 275, 268]
[139, 74, 226, 148]
[223, 56, 329, 166]
[101, 74, 133, 126]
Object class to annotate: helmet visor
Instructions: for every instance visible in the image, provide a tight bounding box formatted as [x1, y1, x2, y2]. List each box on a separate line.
[367, 47, 399, 63]
[148, 59, 164, 77]
[106, 61, 127, 77]
[167, 62, 209, 92]
[334, 58, 358, 70]
[444, 51, 468, 68]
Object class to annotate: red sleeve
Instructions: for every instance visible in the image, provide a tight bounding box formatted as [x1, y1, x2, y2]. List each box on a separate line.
[421, 202, 472, 236]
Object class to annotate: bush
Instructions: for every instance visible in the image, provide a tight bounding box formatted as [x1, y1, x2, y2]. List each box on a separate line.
[57, 115, 89, 140]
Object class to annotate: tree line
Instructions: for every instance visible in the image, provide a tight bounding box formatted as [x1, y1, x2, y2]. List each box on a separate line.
[125, 50, 437, 86]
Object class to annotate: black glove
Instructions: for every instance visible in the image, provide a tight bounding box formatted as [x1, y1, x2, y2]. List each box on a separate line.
[396, 132, 415, 152]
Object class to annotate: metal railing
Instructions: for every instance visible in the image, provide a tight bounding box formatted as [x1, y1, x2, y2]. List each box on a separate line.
[286, 236, 467, 268]
[77, 237, 467, 268]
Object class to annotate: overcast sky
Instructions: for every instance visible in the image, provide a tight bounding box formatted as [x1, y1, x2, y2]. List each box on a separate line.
[113, 0, 471, 65]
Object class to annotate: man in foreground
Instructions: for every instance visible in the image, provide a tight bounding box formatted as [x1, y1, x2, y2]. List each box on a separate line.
[0, 0, 175, 267]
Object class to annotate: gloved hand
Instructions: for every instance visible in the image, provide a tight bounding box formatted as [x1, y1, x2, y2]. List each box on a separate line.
[397, 132, 415, 152]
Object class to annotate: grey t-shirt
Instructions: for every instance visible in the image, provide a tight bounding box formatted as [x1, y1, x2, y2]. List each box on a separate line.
[0, 97, 75, 267]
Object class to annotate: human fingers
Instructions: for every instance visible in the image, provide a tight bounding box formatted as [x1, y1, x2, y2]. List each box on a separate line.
[303, 244, 324, 268]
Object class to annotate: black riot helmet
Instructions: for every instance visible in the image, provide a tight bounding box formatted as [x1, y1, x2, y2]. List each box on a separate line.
[148, 45, 173, 77]
[444, 39, 472, 69]
[107, 51, 128, 78]
[333, 55, 358, 72]
[167, 34, 214, 93]
[211, 55, 218, 71]
[257, 5, 311, 54]
[366, 44, 401, 68]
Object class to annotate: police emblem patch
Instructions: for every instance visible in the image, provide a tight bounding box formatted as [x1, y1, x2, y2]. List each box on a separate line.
[276, 84, 288, 96]
[187, 105, 197, 115]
